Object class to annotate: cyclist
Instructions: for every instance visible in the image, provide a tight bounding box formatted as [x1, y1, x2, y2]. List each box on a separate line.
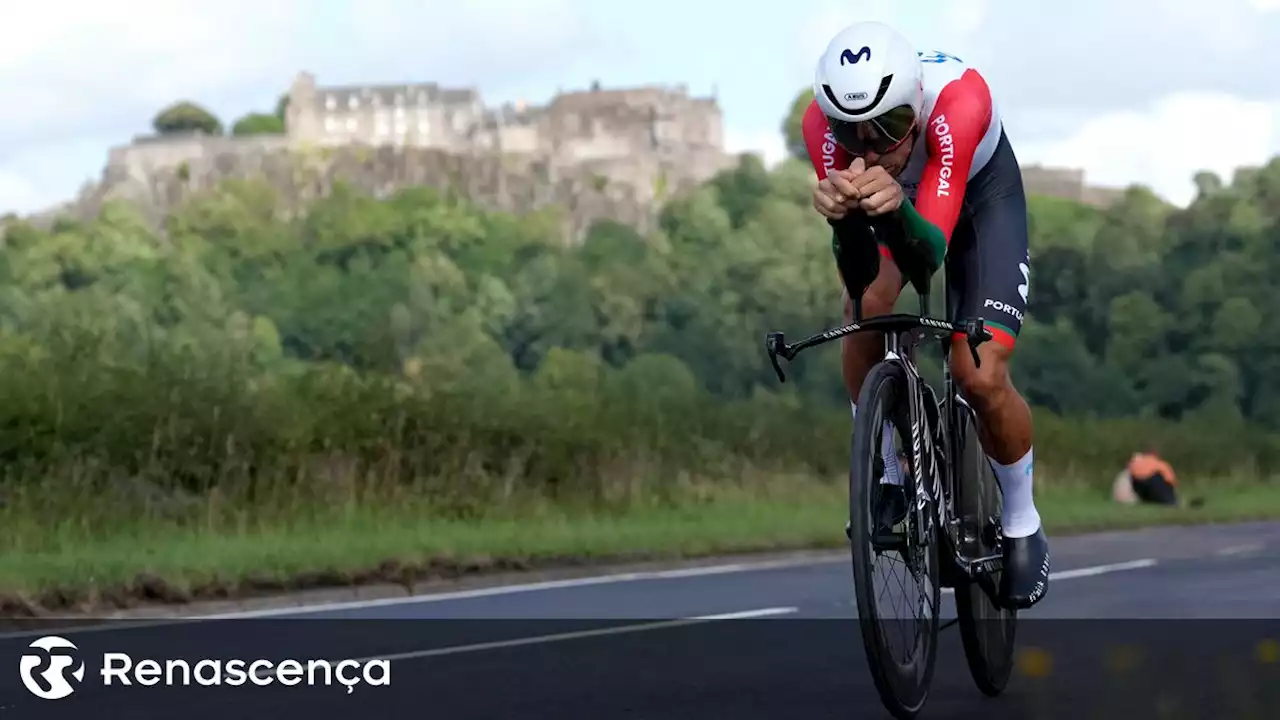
[801, 21, 1050, 609]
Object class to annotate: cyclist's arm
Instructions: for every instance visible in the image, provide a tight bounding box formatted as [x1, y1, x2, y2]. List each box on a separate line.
[800, 99, 851, 178]
[903, 69, 994, 267]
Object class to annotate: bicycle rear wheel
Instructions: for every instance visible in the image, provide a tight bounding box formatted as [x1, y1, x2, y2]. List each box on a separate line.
[848, 360, 941, 720]
[952, 401, 1017, 696]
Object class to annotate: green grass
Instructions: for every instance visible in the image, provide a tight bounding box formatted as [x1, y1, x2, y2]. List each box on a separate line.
[2, 474, 1278, 614]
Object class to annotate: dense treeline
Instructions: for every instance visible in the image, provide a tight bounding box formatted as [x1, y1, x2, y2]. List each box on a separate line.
[1, 152, 1278, 513]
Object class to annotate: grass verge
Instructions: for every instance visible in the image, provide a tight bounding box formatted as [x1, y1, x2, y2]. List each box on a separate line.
[2, 476, 1278, 617]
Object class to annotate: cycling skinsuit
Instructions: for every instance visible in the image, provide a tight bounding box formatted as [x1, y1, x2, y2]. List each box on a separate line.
[800, 50, 1030, 349]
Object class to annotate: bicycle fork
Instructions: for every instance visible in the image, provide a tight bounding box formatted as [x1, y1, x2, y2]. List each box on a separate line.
[893, 330, 1004, 589]
[883, 330, 942, 554]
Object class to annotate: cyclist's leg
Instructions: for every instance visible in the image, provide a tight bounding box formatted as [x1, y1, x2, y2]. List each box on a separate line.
[1134, 473, 1178, 505]
[945, 129, 1049, 609]
[837, 243, 903, 401]
[834, 233, 909, 530]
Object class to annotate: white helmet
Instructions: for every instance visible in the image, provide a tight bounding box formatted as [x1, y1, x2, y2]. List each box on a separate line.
[814, 21, 923, 153]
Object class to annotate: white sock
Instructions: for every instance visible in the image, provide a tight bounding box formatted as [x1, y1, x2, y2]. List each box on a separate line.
[988, 447, 1040, 538]
[852, 402, 903, 486]
[881, 423, 902, 486]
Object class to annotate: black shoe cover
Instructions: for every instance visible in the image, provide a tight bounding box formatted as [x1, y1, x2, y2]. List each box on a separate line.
[1001, 526, 1050, 609]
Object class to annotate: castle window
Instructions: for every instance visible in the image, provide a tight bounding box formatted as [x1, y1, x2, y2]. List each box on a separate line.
[345, 117, 357, 132]
[324, 117, 337, 133]
[395, 92, 405, 106]
[325, 95, 336, 110]
[348, 95, 359, 109]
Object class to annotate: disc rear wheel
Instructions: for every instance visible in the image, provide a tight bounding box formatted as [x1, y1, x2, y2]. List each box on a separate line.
[952, 402, 1017, 696]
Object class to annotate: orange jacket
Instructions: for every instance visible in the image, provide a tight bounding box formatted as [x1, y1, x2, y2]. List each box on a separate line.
[1127, 453, 1177, 486]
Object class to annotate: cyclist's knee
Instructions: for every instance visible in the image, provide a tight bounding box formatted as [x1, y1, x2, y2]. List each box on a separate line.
[950, 339, 1013, 406]
[842, 280, 899, 320]
[839, 256, 901, 321]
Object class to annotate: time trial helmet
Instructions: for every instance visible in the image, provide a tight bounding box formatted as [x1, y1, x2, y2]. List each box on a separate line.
[814, 21, 923, 156]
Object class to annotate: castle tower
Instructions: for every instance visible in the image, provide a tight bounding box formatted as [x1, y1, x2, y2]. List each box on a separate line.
[286, 71, 321, 143]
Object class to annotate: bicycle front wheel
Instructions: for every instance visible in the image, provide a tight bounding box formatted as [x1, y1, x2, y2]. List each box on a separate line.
[848, 360, 941, 720]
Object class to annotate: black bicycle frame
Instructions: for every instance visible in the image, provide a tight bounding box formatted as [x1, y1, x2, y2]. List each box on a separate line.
[764, 259, 1001, 580]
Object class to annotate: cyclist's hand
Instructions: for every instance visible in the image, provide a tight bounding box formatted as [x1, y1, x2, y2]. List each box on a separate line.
[813, 169, 862, 220]
[850, 166, 904, 216]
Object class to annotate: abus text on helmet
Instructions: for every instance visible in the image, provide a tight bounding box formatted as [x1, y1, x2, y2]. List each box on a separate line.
[99, 654, 391, 694]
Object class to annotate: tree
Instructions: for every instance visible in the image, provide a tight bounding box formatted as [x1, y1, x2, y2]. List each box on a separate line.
[152, 101, 223, 135]
[231, 112, 285, 136]
[781, 88, 814, 161]
[1193, 170, 1223, 199]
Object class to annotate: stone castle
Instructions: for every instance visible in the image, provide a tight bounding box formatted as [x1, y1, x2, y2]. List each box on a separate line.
[284, 72, 726, 174]
[39, 71, 1123, 241]
[100, 72, 735, 213]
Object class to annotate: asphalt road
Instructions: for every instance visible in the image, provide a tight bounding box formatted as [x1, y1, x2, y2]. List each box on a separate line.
[2, 521, 1279, 719]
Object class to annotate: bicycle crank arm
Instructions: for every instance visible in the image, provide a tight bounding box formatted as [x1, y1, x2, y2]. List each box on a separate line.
[954, 551, 1003, 577]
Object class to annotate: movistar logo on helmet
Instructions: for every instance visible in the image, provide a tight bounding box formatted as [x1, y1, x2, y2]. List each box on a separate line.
[840, 47, 871, 65]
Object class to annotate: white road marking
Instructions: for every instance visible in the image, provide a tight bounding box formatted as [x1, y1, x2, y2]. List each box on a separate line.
[0, 556, 1159, 641]
[0, 555, 843, 639]
[196, 556, 845, 620]
[342, 606, 799, 664]
[336, 558, 1161, 665]
[1049, 558, 1158, 579]
[1217, 543, 1263, 557]
[942, 558, 1157, 594]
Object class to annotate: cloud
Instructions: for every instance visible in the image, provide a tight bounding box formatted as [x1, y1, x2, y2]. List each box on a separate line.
[970, 0, 1280, 131]
[1014, 92, 1279, 207]
[0, 0, 603, 215]
[0, 1, 309, 154]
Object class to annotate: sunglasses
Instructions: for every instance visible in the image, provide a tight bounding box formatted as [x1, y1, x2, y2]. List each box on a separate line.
[828, 104, 918, 156]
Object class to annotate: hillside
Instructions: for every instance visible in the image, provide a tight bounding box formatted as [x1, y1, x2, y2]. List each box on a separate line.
[25, 134, 728, 246]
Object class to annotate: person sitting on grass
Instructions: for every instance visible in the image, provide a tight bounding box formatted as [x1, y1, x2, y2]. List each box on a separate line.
[1118, 444, 1182, 507]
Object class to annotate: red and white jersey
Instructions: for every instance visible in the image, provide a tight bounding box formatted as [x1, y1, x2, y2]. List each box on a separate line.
[802, 50, 1003, 244]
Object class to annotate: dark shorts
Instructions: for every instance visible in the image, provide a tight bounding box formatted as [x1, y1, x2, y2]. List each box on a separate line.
[939, 128, 1030, 349]
[1132, 472, 1179, 505]
[831, 126, 1031, 350]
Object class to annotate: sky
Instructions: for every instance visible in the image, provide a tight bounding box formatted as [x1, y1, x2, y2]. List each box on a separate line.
[1, 0, 1278, 216]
